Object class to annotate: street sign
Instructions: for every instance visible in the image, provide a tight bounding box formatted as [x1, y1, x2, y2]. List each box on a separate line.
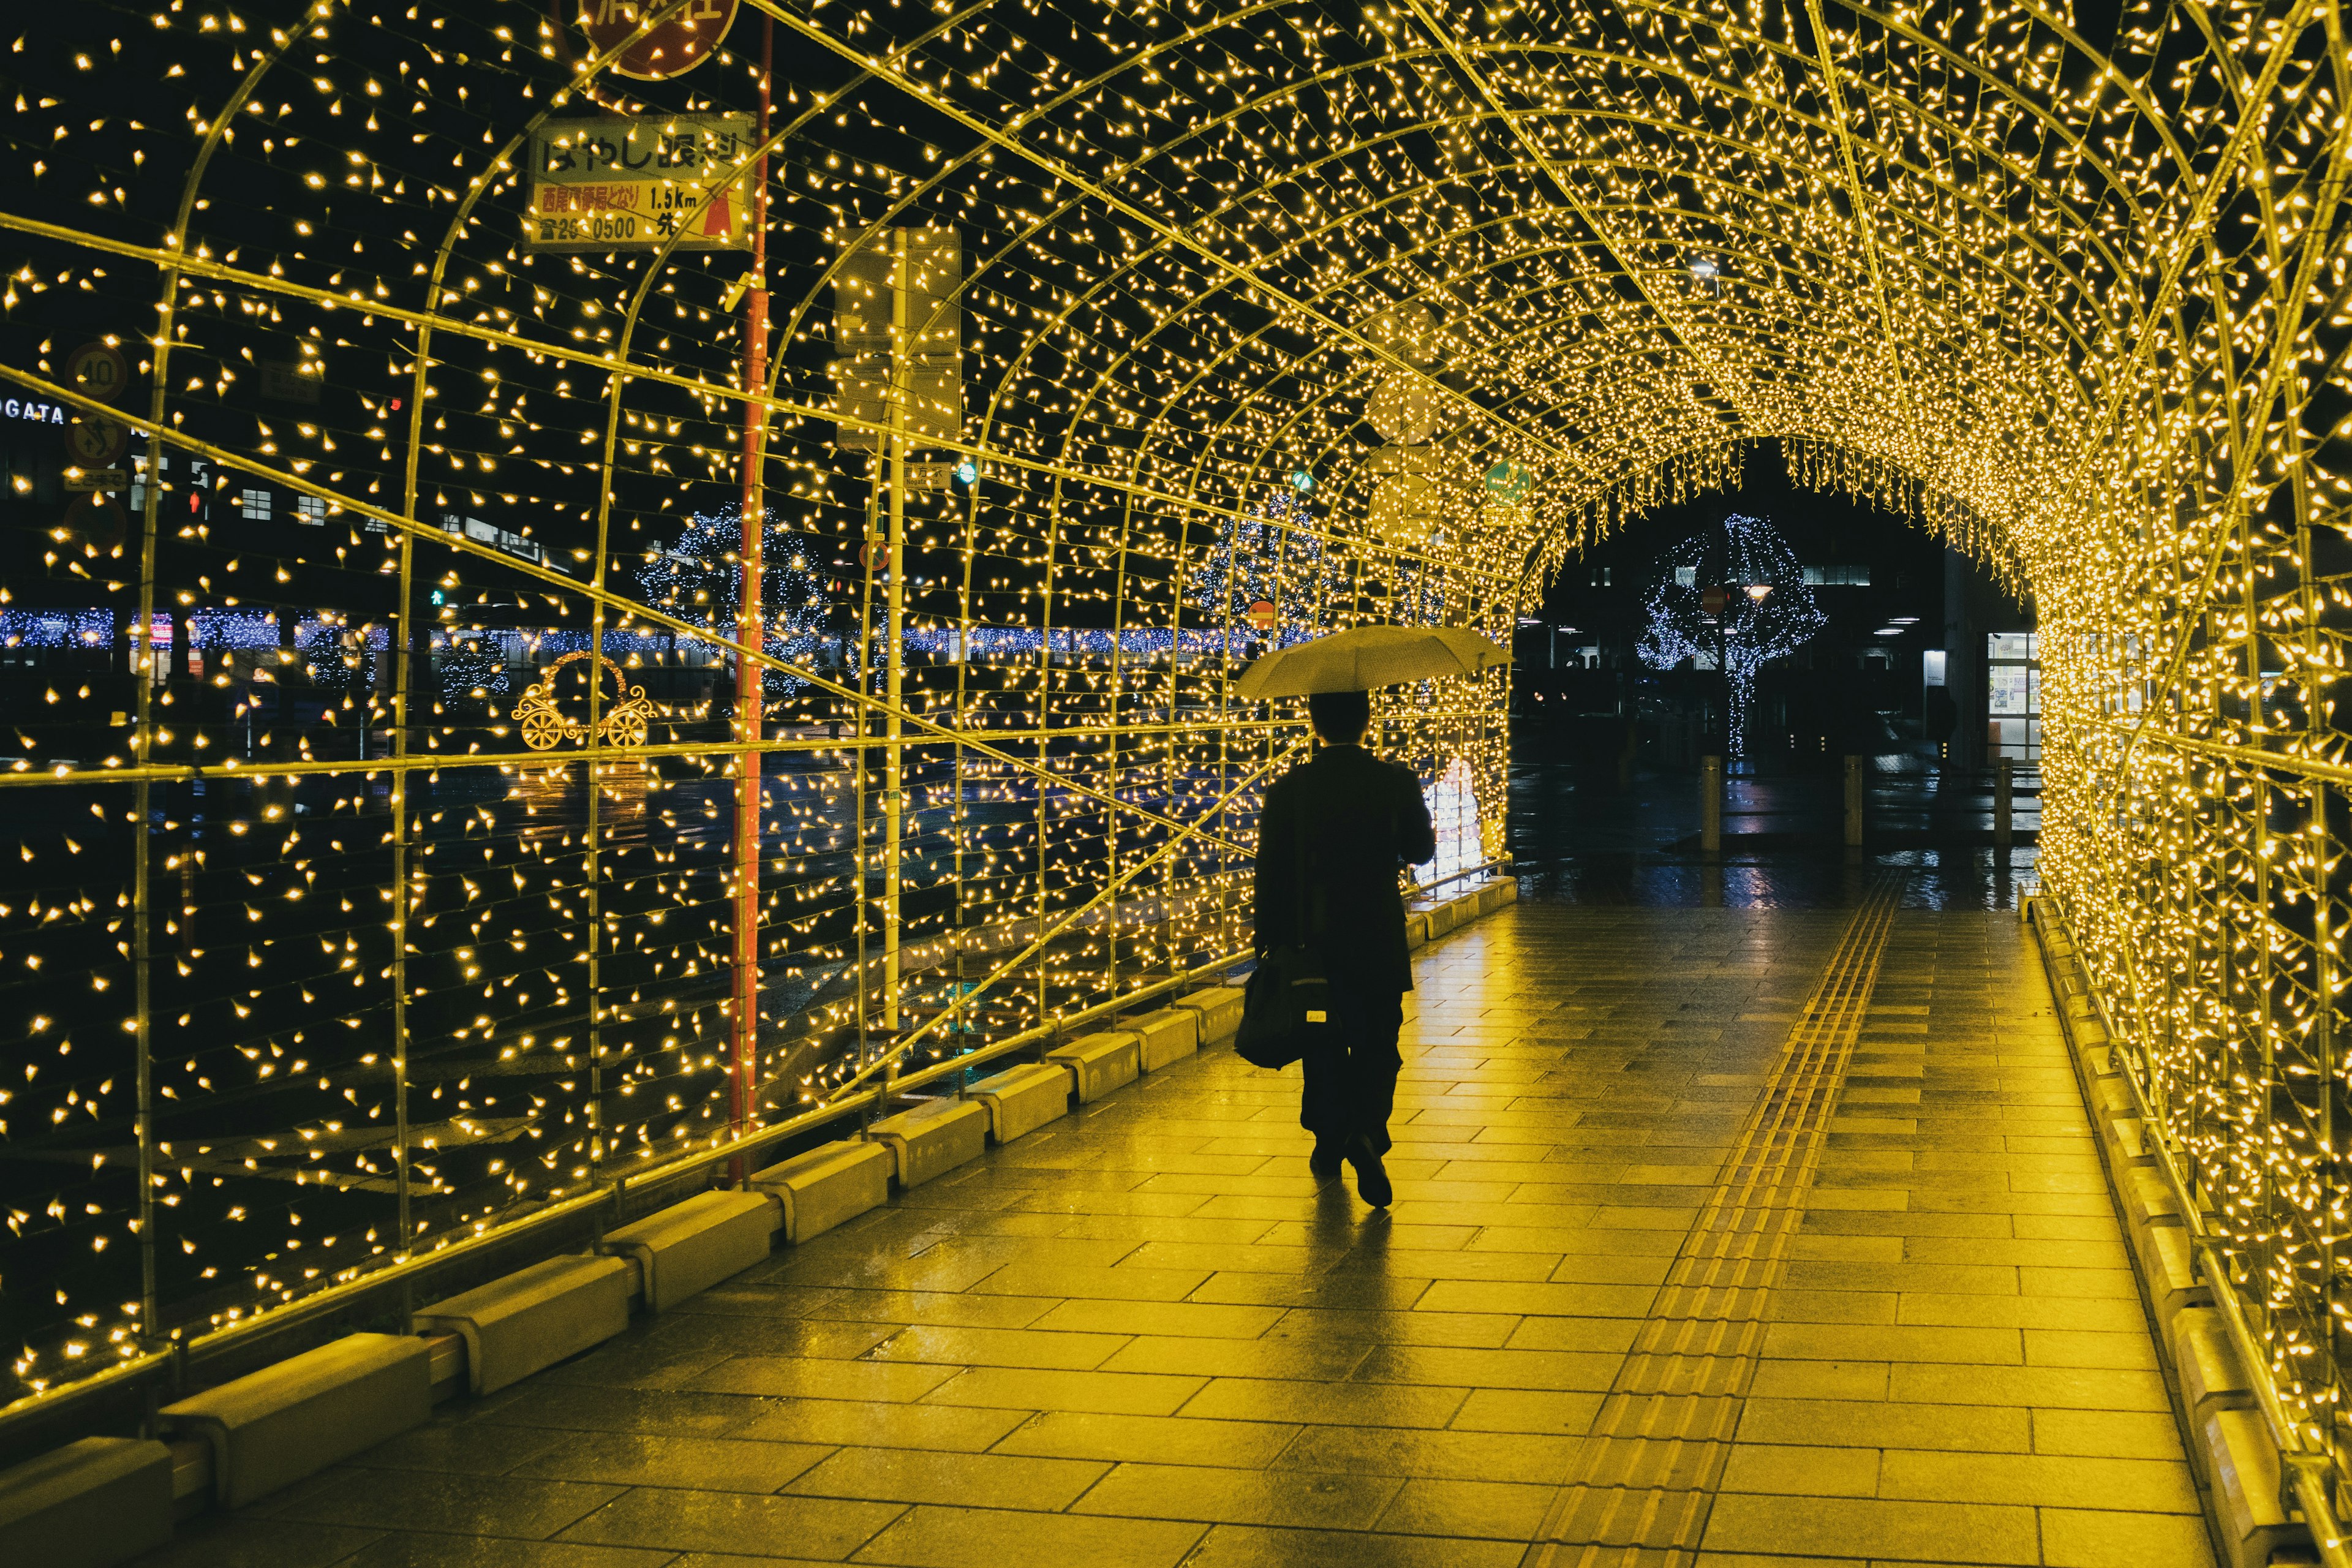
[575, 0, 737, 81]
[832, 228, 963, 451]
[905, 461, 956, 491]
[1700, 586, 1728, 617]
[1246, 600, 1278, 633]
[67, 414, 126, 467]
[524, 115, 756, 253]
[66, 467, 128, 493]
[261, 361, 322, 405]
[65, 492, 127, 551]
[65, 341, 130, 406]
[1482, 460, 1532, 503]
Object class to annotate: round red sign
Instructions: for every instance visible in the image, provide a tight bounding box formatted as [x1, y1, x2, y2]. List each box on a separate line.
[576, 0, 737, 82]
[1246, 600, 1278, 632]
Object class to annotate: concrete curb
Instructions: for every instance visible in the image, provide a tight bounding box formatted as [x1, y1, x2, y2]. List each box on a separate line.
[2027, 899, 2313, 1568]
[414, 1253, 630, 1396]
[1046, 1030, 1142, 1101]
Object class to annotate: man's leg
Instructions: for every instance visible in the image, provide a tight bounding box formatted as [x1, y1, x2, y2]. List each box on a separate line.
[1298, 1035, 1346, 1142]
[1333, 988, 1404, 1156]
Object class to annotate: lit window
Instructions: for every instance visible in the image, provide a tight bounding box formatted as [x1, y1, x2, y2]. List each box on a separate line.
[1674, 566, 1697, 587]
[295, 495, 326, 525]
[240, 489, 271, 520]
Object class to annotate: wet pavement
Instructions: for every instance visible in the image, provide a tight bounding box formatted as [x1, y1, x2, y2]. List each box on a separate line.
[137, 895, 2204, 1567]
[1508, 744, 2040, 912]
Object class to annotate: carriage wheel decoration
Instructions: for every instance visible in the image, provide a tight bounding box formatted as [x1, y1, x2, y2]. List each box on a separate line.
[511, 650, 658, 751]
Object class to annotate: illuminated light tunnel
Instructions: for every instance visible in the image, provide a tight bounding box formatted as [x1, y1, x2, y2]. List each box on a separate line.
[0, 0, 2347, 1557]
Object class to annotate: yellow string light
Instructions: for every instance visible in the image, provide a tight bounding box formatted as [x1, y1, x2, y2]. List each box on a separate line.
[0, 2, 2345, 1491]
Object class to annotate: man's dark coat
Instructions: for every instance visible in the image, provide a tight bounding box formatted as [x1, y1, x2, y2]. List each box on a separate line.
[1253, 743, 1438, 993]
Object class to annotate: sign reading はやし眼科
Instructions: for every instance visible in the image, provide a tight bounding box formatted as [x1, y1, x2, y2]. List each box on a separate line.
[524, 115, 756, 253]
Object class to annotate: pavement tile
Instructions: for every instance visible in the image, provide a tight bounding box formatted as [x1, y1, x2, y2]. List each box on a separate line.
[866, 1324, 1128, 1371]
[922, 1366, 1207, 1416]
[846, 1505, 1204, 1568]
[685, 1356, 959, 1404]
[1371, 1477, 1555, 1538]
[266, 1469, 625, 1539]
[509, 1431, 832, 1493]
[729, 1397, 1030, 1453]
[1735, 1396, 2030, 1454]
[990, 1410, 1302, 1468]
[1070, 1460, 1405, 1529]
[785, 1446, 1109, 1510]
[556, 1490, 905, 1558]
[2038, 1506, 2219, 1566]
[1700, 1490, 2040, 1562]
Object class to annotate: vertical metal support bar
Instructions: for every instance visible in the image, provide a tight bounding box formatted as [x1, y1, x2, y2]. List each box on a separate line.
[2242, 511, 2277, 1361]
[131, 452, 161, 1349]
[386, 524, 416, 1307]
[853, 460, 878, 1071]
[952, 448, 979, 1036]
[884, 228, 907, 1038]
[1034, 482, 1059, 1036]
[1105, 488, 1135, 999]
[1994, 757, 2013, 848]
[1701, 754, 1723, 853]
[1844, 753, 1866, 848]
[729, 22, 774, 1175]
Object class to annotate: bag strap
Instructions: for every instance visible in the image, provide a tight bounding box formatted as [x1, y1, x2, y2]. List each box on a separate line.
[1293, 763, 1330, 946]
[1293, 793, 1313, 942]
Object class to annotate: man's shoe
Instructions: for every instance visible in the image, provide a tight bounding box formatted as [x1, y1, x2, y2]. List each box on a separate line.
[1348, 1137, 1393, 1208]
[1308, 1139, 1344, 1178]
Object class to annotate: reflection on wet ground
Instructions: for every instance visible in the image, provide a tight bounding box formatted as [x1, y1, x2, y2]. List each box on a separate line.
[1508, 741, 2038, 911]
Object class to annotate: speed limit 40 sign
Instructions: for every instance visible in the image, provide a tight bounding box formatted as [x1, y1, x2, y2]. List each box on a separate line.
[65, 341, 130, 405]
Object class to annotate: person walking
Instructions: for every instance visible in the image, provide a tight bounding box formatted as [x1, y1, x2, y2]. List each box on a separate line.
[1253, 688, 1437, 1207]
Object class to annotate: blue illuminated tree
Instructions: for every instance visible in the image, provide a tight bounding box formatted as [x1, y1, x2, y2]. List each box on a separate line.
[637, 508, 831, 695]
[1637, 513, 1824, 756]
[1187, 489, 1331, 644]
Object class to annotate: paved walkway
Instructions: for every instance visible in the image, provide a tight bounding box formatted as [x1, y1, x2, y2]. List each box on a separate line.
[147, 896, 2210, 1567]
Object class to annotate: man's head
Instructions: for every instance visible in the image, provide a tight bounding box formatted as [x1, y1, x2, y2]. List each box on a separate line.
[1307, 688, 1371, 744]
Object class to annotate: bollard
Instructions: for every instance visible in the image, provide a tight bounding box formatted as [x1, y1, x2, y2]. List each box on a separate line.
[1844, 755, 1865, 847]
[1701, 754, 1723, 852]
[1995, 756, 2014, 848]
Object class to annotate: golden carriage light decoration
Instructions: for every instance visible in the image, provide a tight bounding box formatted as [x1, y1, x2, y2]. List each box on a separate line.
[512, 650, 657, 751]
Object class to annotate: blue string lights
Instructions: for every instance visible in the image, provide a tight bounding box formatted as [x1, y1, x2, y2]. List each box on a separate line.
[1636, 513, 1825, 757]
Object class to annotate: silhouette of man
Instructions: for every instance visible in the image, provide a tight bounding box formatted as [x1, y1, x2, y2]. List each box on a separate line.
[1252, 689, 1438, 1206]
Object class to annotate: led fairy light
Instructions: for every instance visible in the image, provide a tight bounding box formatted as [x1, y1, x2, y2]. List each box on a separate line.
[0, 1, 2345, 1503]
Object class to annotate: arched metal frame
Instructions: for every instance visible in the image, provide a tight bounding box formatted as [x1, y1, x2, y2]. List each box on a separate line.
[0, 0, 2347, 1517]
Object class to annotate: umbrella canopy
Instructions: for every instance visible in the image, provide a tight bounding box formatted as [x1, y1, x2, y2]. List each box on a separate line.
[1234, 624, 1510, 699]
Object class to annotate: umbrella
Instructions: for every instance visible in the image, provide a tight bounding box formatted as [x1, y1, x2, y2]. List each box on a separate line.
[1234, 624, 1510, 698]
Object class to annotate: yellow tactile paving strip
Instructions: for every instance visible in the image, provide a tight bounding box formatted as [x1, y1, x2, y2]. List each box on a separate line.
[1525, 878, 1904, 1567]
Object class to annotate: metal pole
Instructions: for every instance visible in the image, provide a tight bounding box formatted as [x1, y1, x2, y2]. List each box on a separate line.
[854, 466, 877, 1074]
[1994, 755, 2013, 849]
[729, 20, 773, 1177]
[1844, 753, 1866, 848]
[884, 230, 907, 1036]
[1700, 753, 1722, 853]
